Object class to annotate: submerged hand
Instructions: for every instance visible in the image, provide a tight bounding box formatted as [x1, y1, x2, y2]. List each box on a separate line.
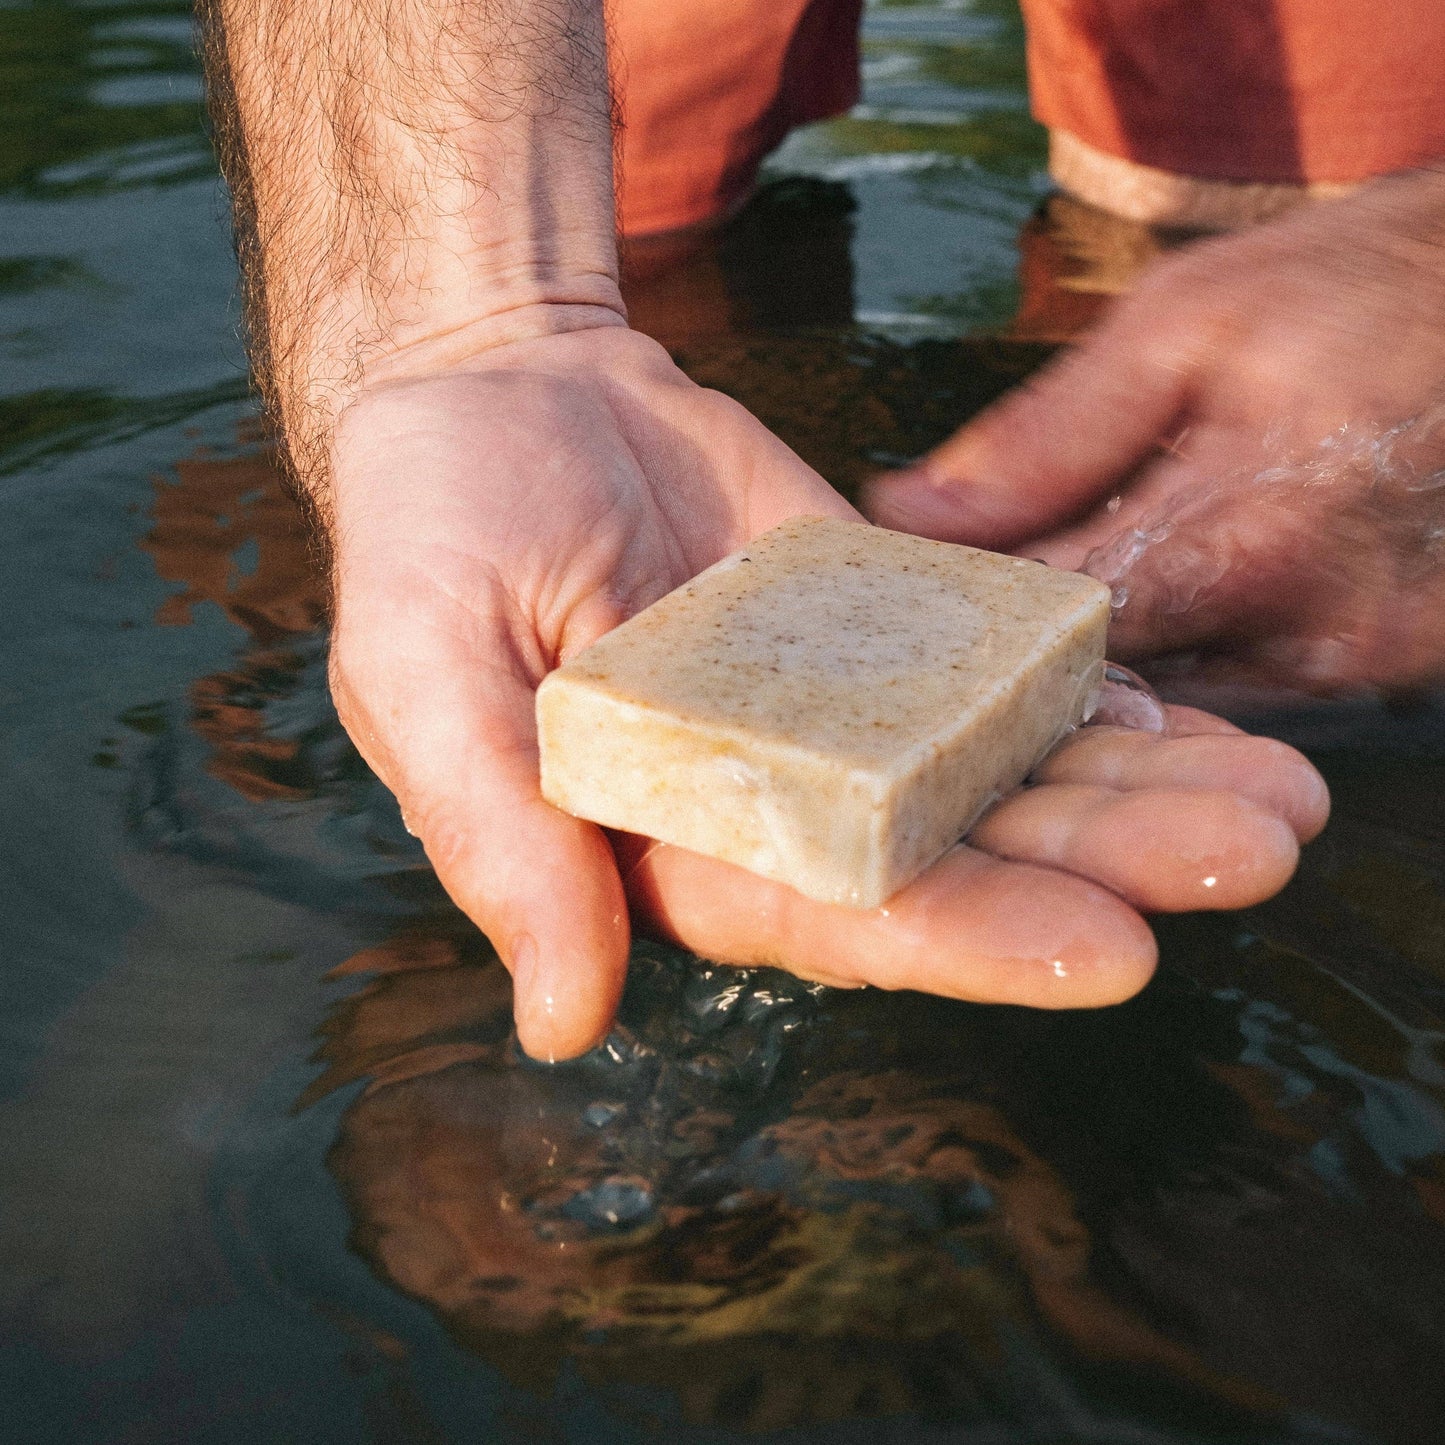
[330, 325, 1327, 1061]
[864, 168, 1445, 691]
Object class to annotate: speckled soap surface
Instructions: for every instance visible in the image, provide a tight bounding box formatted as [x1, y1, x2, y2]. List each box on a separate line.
[537, 516, 1110, 908]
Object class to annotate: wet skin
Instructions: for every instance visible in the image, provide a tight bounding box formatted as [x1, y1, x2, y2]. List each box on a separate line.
[866, 166, 1445, 694]
[201, 0, 1337, 1061]
[624, 702, 1324, 1002]
[330, 326, 1330, 1061]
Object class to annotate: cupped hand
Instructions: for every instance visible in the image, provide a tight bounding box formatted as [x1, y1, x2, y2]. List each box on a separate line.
[328, 324, 1328, 1061]
[623, 701, 1325, 1000]
[864, 168, 1445, 692]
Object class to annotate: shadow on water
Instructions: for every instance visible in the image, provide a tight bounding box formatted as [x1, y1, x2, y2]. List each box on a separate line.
[1, 3, 1444, 1443]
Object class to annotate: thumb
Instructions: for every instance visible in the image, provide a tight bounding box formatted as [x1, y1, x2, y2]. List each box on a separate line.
[862, 285, 1208, 548]
[418, 755, 630, 1065]
[333, 629, 629, 1064]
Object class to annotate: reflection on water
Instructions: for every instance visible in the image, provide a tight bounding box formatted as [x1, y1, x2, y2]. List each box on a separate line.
[3, 2, 1445, 1443]
[68, 345, 1442, 1445]
[306, 927, 1443, 1441]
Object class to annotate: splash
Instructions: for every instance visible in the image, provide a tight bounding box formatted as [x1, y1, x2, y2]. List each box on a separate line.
[1078, 405, 1445, 689]
[1089, 662, 1168, 732]
[307, 930, 1442, 1439]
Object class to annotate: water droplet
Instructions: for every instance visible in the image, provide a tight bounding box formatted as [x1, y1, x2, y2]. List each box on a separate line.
[684, 969, 748, 1032]
[583, 1101, 626, 1129]
[562, 1176, 656, 1231]
[1089, 664, 1167, 733]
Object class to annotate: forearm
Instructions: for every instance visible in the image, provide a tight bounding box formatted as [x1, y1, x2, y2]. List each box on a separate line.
[198, 0, 625, 508]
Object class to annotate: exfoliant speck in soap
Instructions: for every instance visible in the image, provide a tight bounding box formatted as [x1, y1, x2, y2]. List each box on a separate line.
[537, 516, 1109, 907]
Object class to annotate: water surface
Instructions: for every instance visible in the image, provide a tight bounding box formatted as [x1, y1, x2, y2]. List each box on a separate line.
[2, 3, 1443, 1442]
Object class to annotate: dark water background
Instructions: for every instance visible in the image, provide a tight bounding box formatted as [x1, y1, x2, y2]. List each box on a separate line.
[2, 3, 1444, 1442]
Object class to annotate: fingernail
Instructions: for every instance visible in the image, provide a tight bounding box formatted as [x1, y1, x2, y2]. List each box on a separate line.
[509, 933, 559, 1064]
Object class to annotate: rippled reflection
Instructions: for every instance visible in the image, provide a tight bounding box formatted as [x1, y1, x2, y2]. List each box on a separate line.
[295, 920, 1443, 1441]
[0, 1, 211, 198]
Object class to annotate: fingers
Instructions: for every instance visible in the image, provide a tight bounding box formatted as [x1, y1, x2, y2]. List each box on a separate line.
[1009, 432, 1327, 662]
[622, 723, 1316, 1010]
[1157, 705, 1245, 737]
[861, 273, 1212, 548]
[1034, 725, 1330, 841]
[332, 603, 630, 1063]
[621, 706, 1316, 1005]
[625, 838, 1157, 1009]
[975, 711, 1327, 911]
[971, 783, 1300, 912]
[420, 761, 630, 1064]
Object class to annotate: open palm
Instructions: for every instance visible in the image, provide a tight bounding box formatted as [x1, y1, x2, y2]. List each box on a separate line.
[326, 327, 1326, 1059]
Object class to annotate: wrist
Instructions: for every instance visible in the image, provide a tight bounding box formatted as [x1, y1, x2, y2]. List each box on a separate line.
[277, 261, 627, 505]
[320, 296, 640, 524]
[352, 276, 629, 391]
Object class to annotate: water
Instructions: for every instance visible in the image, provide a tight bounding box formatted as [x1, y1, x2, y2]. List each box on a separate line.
[2, 2, 1443, 1442]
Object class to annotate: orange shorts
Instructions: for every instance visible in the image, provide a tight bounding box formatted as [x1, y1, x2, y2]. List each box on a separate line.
[611, 0, 862, 235]
[1021, 0, 1445, 227]
[612, 0, 1445, 236]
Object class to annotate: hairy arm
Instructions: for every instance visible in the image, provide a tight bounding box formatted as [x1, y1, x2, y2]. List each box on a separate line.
[198, 0, 625, 511]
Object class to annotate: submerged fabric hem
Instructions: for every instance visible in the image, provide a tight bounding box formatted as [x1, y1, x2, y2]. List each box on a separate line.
[1048, 129, 1359, 232]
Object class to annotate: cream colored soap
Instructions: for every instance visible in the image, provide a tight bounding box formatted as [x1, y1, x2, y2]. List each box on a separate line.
[537, 516, 1110, 908]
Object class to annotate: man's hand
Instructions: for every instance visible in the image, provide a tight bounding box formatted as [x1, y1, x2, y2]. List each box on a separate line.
[864, 168, 1445, 692]
[203, 0, 1328, 1062]
[326, 320, 857, 1058]
[328, 323, 1327, 1060]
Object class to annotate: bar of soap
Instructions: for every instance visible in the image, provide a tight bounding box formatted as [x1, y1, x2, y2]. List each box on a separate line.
[537, 517, 1110, 908]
